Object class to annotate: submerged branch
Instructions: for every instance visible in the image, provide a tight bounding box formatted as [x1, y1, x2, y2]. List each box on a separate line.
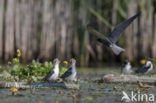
[97, 75, 156, 84]
[0, 81, 80, 89]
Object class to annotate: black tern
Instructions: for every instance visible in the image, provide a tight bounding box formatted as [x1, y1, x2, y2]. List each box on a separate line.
[87, 12, 140, 55]
[61, 58, 77, 81]
[121, 60, 132, 75]
[135, 61, 153, 74]
[43, 58, 60, 82]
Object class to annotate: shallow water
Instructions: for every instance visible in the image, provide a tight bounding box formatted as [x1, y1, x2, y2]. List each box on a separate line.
[0, 68, 156, 103]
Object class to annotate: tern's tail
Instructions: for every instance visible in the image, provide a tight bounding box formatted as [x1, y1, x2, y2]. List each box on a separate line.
[110, 44, 125, 55]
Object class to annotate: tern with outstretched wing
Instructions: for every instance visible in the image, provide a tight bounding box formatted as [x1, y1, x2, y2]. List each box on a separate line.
[87, 12, 140, 55]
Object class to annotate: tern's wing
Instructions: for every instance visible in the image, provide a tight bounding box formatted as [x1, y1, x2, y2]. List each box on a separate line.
[108, 12, 140, 43]
[87, 25, 111, 43]
[43, 69, 54, 80]
[136, 64, 151, 73]
[61, 67, 72, 79]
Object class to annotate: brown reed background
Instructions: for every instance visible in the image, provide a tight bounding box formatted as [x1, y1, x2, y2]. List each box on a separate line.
[0, 0, 156, 66]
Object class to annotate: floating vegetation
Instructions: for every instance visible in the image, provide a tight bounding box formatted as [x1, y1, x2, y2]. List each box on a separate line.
[0, 49, 67, 82]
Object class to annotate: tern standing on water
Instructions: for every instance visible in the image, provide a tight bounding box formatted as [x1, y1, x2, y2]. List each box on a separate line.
[121, 60, 132, 75]
[43, 58, 60, 82]
[135, 61, 153, 74]
[87, 12, 140, 55]
[61, 58, 77, 81]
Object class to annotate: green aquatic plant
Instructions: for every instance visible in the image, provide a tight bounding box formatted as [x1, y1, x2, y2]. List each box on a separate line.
[5, 49, 67, 82]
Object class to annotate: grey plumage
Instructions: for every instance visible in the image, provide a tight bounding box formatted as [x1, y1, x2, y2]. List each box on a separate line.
[43, 58, 60, 82]
[61, 58, 77, 81]
[87, 12, 140, 55]
[135, 61, 153, 74]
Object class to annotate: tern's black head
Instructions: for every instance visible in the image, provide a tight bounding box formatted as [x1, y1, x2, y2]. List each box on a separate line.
[124, 60, 129, 64]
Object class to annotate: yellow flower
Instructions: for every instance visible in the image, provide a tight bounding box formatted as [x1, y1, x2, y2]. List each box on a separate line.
[10, 87, 18, 93]
[17, 53, 21, 57]
[140, 59, 146, 64]
[63, 61, 68, 65]
[13, 58, 17, 61]
[16, 49, 21, 57]
[8, 61, 12, 64]
[17, 49, 20, 53]
[13, 58, 19, 63]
